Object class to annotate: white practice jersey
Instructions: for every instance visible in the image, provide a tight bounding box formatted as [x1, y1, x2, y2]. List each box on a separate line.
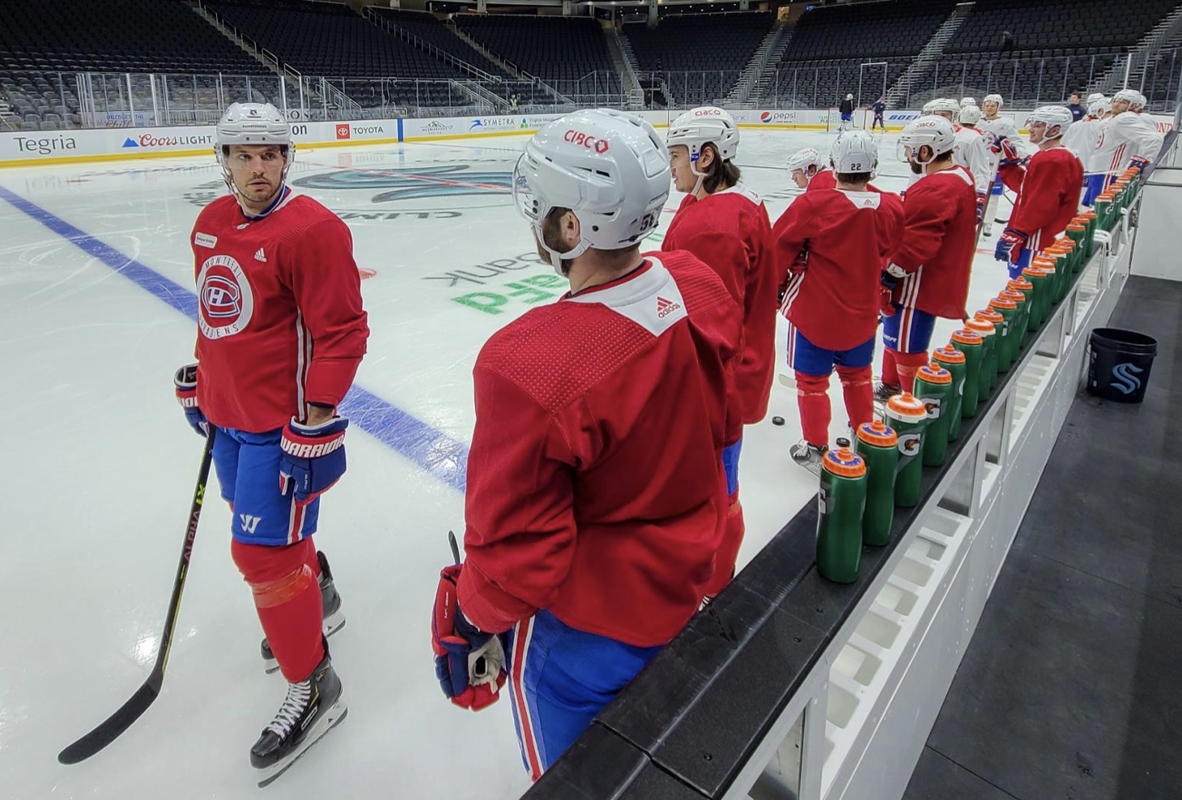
[1062, 117, 1105, 166]
[977, 114, 1022, 174]
[953, 126, 993, 193]
[1091, 111, 1165, 177]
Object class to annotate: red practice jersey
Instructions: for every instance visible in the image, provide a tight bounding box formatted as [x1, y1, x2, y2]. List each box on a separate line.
[191, 192, 369, 432]
[1000, 146, 1084, 253]
[773, 188, 904, 351]
[457, 252, 743, 648]
[806, 168, 836, 193]
[663, 184, 776, 424]
[890, 166, 978, 320]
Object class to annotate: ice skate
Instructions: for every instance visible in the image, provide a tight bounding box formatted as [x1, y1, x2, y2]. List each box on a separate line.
[791, 440, 827, 476]
[262, 551, 344, 674]
[251, 648, 347, 787]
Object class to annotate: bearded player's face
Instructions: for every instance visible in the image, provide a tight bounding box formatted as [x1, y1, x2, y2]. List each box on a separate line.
[226, 145, 286, 207]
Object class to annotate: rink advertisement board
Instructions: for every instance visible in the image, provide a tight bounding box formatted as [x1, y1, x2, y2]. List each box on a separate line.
[1, 110, 1175, 167]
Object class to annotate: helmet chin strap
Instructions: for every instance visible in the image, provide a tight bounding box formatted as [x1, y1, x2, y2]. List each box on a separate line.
[688, 148, 707, 196]
[219, 151, 293, 220]
[534, 222, 591, 277]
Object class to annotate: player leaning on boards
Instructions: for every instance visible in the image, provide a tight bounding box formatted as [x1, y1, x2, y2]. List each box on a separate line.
[994, 106, 1085, 277]
[431, 109, 743, 781]
[1083, 88, 1164, 205]
[174, 102, 367, 785]
[787, 146, 835, 191]
[878, 116, 978, 399]
[664, 106, 776, 598]
[772, 131, 904, 473]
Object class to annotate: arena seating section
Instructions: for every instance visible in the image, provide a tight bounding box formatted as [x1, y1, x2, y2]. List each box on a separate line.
[0, 0, 268, 129]
[452, 14, 621, 97]
[938, 0, 1181, 105]
[2, 0, 1180, 130]
[623, 12, 774, 105]
[766, 0, 956, 107]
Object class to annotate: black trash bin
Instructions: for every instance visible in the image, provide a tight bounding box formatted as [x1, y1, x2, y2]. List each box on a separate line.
[1087, 328, 1158, 403]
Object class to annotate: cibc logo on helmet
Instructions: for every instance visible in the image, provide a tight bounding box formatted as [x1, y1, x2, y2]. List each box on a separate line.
[694, 108, 723, 117]
[564, 129, 610, 153]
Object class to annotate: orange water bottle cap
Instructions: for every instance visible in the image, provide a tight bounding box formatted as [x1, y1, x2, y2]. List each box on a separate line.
[989, 295, 1018, 310]
[933, 344, 967, 363]
[917, 363, 952, 384]
[975, 309, 1003, 324]
[857, 419, 898, 447]
[951, 328, 983, 345]
[886, 391, 928, 419]
[823, 444, 866, 477]
[965, 318, 995, 337]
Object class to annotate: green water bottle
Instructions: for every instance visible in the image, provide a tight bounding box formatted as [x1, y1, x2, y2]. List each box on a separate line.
[988, 295, 1019, 373]
[1095, 193, 1113, 231]
[816, 439, 867, 584]
[855, 421, 898, 547]
[1048, 243, 1072, 304]
[1022, 265, 1050, 331]
[951, 329, 984, 417]
[1001, 287, 1030, 350]
[914, 364, 954, 467]
[932, 345, 967, 440]
[1080, 211, 1099, 259]
[964, 318, 997, 400]
[974, 309, 1005, 394]
[1067, 223, 1087, 273]
[885, 393, 928, 508]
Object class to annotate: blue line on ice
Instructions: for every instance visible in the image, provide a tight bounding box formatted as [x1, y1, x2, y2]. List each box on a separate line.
[0, 183, 469, 492]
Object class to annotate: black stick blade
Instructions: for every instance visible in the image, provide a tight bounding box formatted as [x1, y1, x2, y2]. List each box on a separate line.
[58, 677, 161, 764]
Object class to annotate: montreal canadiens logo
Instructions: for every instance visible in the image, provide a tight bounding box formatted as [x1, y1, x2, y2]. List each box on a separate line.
[197, 254, 254, 339]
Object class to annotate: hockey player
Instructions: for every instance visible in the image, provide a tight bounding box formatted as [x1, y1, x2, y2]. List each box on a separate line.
[978, 94, 1022, 235]
[872, 96, 886, 131]
[955, 103, 993, 224]
[665, 106, 775, 597]
[773, 131, 903, 472]
[961, 97, 977, 108]
[878, 116, 977, 398]
[1084, 88, 1164, 204]
[1063, 96, 1109, 159]
[839, 93, 855, 131]
[175, 103, 366, 784]
[787, 147, 834, 191]
[996, 106, 1085, 277]
[431, 109, 742, 780]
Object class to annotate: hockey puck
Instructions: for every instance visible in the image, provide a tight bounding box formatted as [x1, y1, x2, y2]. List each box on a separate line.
[772, 416, 786, 426]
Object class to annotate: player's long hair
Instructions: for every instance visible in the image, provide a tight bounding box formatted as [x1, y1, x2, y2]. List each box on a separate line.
[700, 143, 742, 194]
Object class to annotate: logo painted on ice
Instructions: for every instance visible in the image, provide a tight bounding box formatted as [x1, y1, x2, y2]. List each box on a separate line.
[1110, 362, 1144, 394]
[197, 255, 254, 339]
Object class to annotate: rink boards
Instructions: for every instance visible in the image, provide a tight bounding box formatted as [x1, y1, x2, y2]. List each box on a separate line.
[4, 108, 1175, 168]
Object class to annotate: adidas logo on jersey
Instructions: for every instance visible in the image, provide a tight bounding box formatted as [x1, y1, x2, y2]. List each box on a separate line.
[656, 296, 682, 319]
[254, 248, 267, 262]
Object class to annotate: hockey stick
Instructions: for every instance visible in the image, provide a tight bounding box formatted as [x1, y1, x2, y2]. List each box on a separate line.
[58, 431, 215, 764]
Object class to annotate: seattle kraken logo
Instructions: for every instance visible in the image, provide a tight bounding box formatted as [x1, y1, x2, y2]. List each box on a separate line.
[1111, 362, 1144, 395]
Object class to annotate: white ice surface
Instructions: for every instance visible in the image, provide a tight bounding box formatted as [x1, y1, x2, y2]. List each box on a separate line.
[0, 129, 1016, 800]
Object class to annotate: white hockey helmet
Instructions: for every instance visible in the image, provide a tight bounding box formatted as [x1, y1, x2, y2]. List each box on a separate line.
[513, 108, 670, 272]
[959, 104, 982, 126]
[667, 106, 740, 194]
[923, 98, 962, 119]
[1113, 88, 1140, 112]
[1088, 97, 1110, 118]
[1027, 105, 1073, 139]
[214, 102, 294, 201]
[846, 93, 854, 100]
[960, 97, 977, 108]
[900, 116, 957, 163]
[1131, 91, 1147, 111]
[1086, 92, 1105, 106]
[786, 146, 826, 186]
[983, 94, 1003, 111]
[831, 130, 878, 176]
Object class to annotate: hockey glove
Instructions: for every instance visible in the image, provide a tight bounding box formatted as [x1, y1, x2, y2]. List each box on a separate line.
[994, 227, 1028, 264]
[879, 271, 900, 317]
[975, 192, 987, 226]
[173, 364, 208, 437]
[996, 137, 1024, 167]
[432, 564, 506, 711]
[1128, 155, 1151, 171]
[279, 416, 348, 506]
